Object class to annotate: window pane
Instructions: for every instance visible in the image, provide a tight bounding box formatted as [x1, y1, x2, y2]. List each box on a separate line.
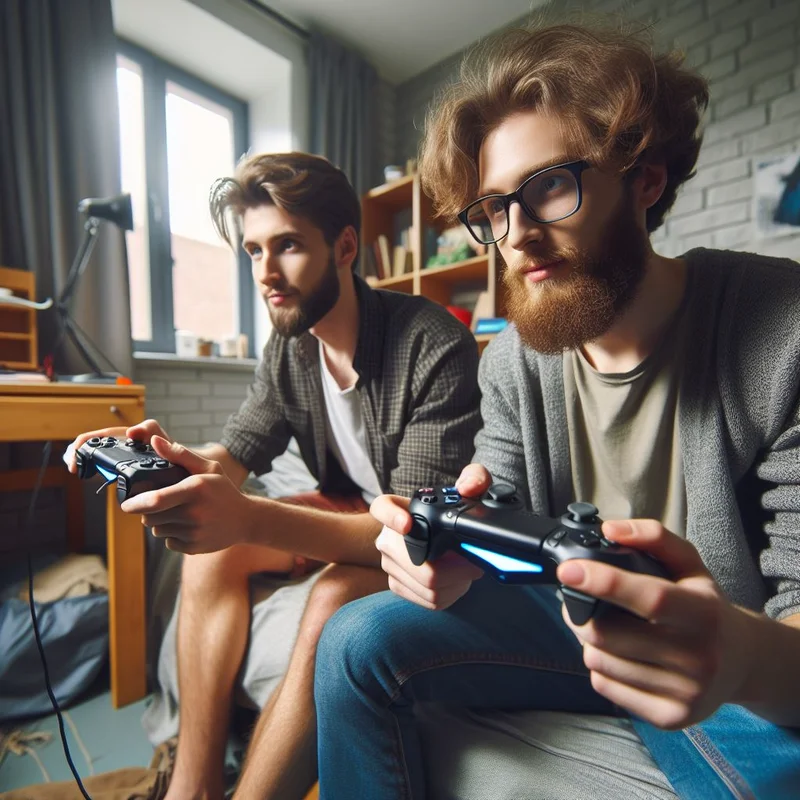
[116, 55, 152, 342]
[165, 81, 238, 345]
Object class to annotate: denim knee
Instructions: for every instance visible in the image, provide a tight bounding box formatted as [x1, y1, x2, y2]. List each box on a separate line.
[315, 591, 405, 711]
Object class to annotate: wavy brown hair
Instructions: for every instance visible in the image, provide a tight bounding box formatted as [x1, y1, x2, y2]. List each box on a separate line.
[209, 152, 360, 260]
[419, 19, 709, 232]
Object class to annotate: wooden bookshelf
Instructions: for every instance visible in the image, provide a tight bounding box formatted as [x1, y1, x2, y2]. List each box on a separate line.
[0, 266, 38, 370]
[361, 175, 504, 352]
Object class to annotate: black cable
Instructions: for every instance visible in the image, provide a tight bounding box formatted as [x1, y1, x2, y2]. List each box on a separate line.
[25, 441, 93, 800]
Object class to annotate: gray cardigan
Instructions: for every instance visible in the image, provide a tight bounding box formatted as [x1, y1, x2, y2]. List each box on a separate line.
[474, 248, 800, 621]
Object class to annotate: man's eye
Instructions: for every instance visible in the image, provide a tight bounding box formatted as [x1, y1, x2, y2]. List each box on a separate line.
[541, 175, 565, 193]
[248, 246, 262, 259]
[485, 198, 505, 218]
[280, 239, 298, 252]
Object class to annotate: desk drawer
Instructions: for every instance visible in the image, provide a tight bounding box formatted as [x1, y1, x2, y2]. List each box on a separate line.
[0, 395, 145, 441]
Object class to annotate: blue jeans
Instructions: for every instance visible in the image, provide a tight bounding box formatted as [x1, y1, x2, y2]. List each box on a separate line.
[314, 577, 800, 799]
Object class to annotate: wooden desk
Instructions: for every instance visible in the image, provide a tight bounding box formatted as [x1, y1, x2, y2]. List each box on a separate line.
[0, 381, 147, 708]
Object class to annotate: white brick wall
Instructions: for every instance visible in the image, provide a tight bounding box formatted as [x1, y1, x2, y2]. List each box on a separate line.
[135, 356, 258, 447]
[393, 0, 800, 259]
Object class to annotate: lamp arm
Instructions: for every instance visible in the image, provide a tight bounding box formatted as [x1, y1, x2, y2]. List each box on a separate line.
[58, 218, 100, 311]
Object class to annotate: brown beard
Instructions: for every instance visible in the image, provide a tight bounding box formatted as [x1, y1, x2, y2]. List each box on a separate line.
[502, 190, 648, 354]
[268, 252, 341, 338]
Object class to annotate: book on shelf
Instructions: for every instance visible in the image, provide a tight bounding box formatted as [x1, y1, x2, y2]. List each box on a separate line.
[392, 245, 413, 277]
[370, 240, 385, 280]
[377, 235, 392, 280]
[474, 317, 508, 335]
[470, 291, 494, 332]
[0, 369, 51, 383]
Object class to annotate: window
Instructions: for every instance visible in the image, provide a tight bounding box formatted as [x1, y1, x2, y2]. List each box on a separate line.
[116, 40, 253, 355]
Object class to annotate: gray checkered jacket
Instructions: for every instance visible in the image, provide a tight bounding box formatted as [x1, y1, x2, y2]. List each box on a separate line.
[221, 275, 481, 497]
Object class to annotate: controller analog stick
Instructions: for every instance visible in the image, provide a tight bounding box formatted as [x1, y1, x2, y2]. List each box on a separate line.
[566, 502, 599, 523]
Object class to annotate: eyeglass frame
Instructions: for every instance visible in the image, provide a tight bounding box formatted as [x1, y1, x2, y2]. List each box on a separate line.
[457, 159, 592, 245]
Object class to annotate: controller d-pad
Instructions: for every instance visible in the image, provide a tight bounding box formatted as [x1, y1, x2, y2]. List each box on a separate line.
[99, 437, 117, 447]
[421, 495, 438, 504]
[88, 436, 102, 446]
[140, 458, 155, 467]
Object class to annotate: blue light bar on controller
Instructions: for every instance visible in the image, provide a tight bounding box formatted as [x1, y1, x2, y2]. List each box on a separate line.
[98, 466, 117, 482]
[461, 543, 543, 573]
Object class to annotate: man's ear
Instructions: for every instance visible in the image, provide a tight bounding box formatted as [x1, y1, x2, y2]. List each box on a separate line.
[335, 225, 359, 271]
[634, 162, 668, 211]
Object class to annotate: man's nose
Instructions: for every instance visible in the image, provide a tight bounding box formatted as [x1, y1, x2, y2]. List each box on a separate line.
[254, 253, 281, 286]
[505, 201, 545, 251]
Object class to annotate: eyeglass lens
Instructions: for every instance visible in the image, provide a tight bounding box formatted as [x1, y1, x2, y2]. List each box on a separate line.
[465, 167, 580, 243]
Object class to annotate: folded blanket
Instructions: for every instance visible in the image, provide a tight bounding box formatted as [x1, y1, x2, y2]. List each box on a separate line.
[18, 555, 108, 604]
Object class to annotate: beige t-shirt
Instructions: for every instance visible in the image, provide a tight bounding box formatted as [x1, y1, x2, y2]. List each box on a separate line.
[564, 296, 690, 538]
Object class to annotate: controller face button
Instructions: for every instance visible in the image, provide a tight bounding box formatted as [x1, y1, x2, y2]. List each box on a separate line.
[421, 495, 438, 504]
[140, 458, 155, 467]
[444, 495, 460, 504]
[154, 459, 169, 468]
[569, 530, 601, 548]
[442, 486, 459, 495]
[418, 487, 434, 494]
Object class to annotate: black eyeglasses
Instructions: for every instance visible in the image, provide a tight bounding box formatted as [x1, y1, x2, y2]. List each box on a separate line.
[458, 160, 591, 245]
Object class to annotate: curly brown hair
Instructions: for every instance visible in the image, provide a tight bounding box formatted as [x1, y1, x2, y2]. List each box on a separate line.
[418, 19, 709, 232]
[209, 151, 360, 260]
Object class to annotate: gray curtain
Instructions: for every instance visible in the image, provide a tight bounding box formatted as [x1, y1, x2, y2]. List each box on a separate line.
[0, 0, 133, 377]
[308, 29, 378, 199]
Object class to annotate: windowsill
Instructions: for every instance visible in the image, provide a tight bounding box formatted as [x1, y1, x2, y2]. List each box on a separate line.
[134, 351, 258, 370]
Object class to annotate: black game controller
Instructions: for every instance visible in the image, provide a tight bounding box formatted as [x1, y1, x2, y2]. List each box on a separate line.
[405, 483, 668, 625]
[75, 436, 189, 503]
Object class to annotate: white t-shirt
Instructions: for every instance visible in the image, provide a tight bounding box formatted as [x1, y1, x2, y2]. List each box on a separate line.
[319, 341, 382, 504]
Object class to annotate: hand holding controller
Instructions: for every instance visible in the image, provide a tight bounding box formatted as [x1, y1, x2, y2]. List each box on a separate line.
[75, 435, 189, 503]
[405, 483, 668, 625]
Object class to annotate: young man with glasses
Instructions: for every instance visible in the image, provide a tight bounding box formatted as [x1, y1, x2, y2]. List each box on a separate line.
[313, 21, 800, 799]
[67, 152, 481, 800]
